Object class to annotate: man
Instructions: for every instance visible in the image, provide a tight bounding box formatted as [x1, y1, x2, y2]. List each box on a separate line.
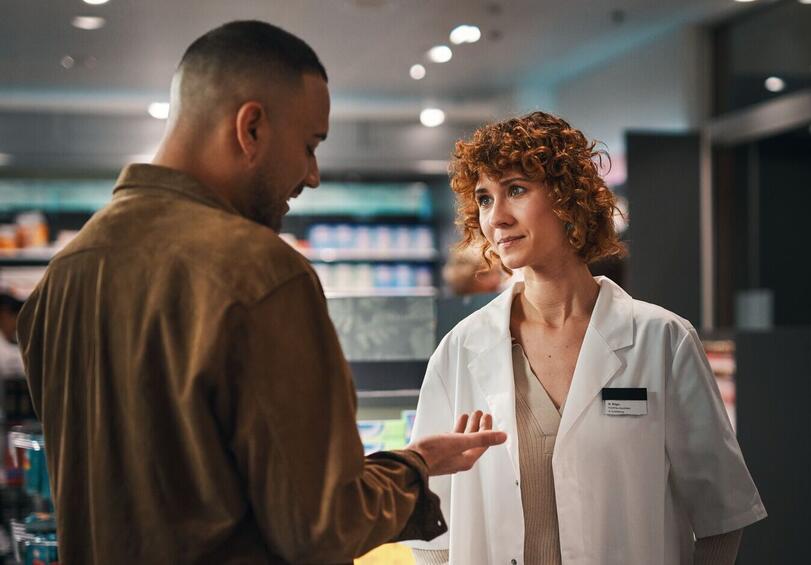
[17, 21, 505, 565]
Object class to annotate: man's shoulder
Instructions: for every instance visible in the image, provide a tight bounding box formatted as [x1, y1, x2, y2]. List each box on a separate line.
[194, 212, 314, 304]
[59, 192, 315, 305]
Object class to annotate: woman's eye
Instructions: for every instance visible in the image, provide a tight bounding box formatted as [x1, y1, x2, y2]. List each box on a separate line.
[477, 195, 492, 207]
[508, 185, 526, 197]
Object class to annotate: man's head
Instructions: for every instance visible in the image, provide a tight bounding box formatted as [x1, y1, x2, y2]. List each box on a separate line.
[158, 20, 330, 231]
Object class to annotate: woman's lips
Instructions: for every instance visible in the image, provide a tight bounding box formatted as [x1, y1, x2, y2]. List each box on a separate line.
[498, 235, 525, 248]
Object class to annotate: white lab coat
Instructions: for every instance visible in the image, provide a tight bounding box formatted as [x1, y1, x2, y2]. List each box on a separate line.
[408, 277, 766, 565]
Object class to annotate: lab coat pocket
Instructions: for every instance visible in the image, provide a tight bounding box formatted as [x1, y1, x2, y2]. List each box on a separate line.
[583, 391, 663, 461]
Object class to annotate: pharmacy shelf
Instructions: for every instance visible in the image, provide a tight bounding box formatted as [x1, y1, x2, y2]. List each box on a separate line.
[0, 257, 51, 267]
[0, 249, 55, 267]
[324, 287, 436, 298]
[302, 248, 439, 262]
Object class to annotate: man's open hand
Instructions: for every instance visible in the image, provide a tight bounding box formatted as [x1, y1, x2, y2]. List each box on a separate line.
[408, 411, 507, 476]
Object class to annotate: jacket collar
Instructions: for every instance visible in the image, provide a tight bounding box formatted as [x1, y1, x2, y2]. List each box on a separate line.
[463, 276, 635, 478]
[112, 163, 241, 216]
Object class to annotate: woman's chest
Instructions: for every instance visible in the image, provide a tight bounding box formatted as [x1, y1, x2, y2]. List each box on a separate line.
[513, 322, 588, 406]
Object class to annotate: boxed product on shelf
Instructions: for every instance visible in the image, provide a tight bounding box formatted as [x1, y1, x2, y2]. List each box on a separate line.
[313, 262, 434, 294]
[401, 410, 416, 444]
[307, 223, 436, 254]
[10, 512, 58, 565]
[702, 339, 737, 430]
[8, 426, 51, 506]
[356, 411, 418, 455]
[357, 419, 407, 454]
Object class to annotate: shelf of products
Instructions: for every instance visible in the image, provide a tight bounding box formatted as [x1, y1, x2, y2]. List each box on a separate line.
[702, 338, 737, 430]
[5, 424, 57, 564]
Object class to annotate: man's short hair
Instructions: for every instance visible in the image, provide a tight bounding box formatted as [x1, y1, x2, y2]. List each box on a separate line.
[179, 20, 327, 86]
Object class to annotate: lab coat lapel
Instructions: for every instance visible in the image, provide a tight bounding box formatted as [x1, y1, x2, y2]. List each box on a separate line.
[557, 277, 635, 444]
[465, 284, 522, 481]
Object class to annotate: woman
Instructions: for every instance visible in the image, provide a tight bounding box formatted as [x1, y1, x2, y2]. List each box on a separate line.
[408, 112, 766, 565]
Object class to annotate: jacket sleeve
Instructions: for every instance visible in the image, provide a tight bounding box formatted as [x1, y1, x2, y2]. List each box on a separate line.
[665, 325, 767, 538]
[402, 348, 454, 550]
[225, 271, 445, 563]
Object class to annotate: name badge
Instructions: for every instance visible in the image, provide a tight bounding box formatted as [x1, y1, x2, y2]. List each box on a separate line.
[601, 387, 647, 416]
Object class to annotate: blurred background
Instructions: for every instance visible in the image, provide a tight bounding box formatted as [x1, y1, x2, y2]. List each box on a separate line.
[1, 0, 809, 563]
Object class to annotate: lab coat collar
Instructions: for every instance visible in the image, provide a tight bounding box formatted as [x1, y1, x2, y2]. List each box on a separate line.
[464, 276, 634, 478]
[557, 276, 635, 443]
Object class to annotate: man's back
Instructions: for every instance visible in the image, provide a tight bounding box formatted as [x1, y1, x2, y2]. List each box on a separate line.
[18, 165, 328, 563]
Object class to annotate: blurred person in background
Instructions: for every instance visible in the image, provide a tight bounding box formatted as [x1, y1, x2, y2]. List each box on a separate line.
[16, 20, 505, 565]
[408, 112, 765, 565]
[0, 292, 25, 378]
[442, 244, 503, 296]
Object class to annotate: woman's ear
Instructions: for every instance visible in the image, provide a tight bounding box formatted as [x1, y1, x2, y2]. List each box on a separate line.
[234, 101, 265, 163]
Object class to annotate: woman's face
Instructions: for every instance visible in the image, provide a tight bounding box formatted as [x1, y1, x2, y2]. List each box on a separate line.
[475, 170, 572, 271]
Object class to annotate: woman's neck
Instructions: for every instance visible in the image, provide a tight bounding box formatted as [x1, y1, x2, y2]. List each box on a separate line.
[518, 258, 600, 328]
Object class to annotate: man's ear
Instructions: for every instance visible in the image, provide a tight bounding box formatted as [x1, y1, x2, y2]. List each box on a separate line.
[235, 101, 265, 162]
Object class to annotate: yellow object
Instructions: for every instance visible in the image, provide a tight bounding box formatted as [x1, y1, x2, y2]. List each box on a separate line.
[355, 543, 415, 564]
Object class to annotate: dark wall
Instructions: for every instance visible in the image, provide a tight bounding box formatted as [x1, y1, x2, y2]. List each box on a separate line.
[757, 132, 811, 325]
[735, 328, 811, 564]
[626, 132, 701, 325]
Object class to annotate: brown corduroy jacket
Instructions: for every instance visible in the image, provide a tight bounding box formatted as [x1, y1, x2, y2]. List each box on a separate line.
[17, 164, 446, 565]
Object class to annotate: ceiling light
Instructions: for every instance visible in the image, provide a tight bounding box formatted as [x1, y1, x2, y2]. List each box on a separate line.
[799, 0, 811, 4]
[764, 76, 786, 92]
[148, 102, 170, 120]
[450, 25, 482, 45]
[733, 0, 757, 3]
[420, 108, 445, 127]
[427, 45, 453, 63]
[0, 153, 12, 167]
[60, 55, 75, 69]
[410, 64, 426, 80]
[83, 0, 110, 5]
[72, 16, 106, 30]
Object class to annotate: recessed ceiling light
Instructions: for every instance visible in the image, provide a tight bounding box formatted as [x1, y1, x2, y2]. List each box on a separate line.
[420, 108, 445, 127]
[148, 102, 170, 120]
[410, 64, 426, 80]
[60, 55, 75, 69]
[72, 16, 106, 30]
[799, 0, 811, 4]
[764, 76, 786, 92]
[450, 25, 482, 45]
[83, 0, 110, 5]
[427, 45, 453, 63]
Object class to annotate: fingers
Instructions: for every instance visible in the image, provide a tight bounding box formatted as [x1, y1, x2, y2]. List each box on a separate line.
[413, 429, 508, 476]
[466, 430, 507, 448]
[453, 413, 469, 433]
[481, 412, 493, 431]
[455, 410, 492, 434]
[465, 410, 483, 433]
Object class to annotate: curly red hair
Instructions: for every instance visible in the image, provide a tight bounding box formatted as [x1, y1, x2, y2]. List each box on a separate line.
[450, 111, 625, 269]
